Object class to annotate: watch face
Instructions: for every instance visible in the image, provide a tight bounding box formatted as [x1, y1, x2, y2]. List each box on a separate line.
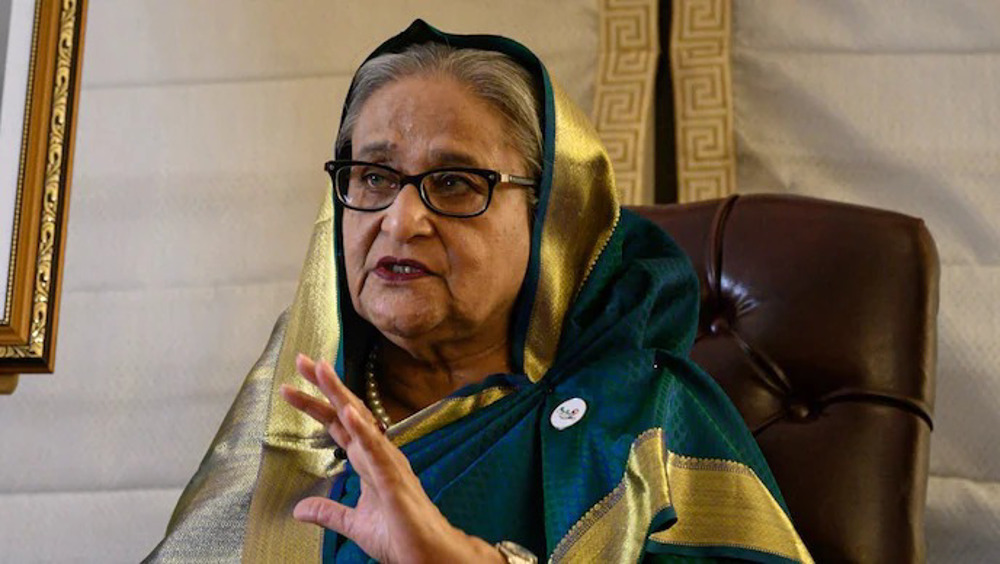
[497, 540, 538, 564]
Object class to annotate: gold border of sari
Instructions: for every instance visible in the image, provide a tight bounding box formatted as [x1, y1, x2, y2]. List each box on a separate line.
[388, 386, 515, 446]
[550, 429, 813, 564]
[523, 83, 620, 382]
[550, 429, 672, 563]
[650, 452, 813, 562]
[241, 190, 341, 561]
[145, 312, 289, 563]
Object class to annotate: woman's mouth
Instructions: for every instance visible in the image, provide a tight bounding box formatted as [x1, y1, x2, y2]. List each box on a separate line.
[374, 257, 431, 281]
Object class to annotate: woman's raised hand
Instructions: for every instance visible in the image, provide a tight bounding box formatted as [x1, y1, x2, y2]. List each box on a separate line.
[279, 354, 504, 564]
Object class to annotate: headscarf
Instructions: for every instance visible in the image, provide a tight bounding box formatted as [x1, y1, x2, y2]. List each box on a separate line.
[146, 20, 812, 564]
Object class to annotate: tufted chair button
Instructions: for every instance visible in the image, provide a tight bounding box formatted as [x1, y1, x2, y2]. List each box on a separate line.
[786, 400, 813, 422]
[709, 317, 730, 335]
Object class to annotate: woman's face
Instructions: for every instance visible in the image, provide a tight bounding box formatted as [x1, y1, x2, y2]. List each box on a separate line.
[342, 75, 533, 353]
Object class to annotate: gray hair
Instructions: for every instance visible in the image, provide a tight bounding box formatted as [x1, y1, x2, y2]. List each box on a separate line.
[336, 42, 543, 181]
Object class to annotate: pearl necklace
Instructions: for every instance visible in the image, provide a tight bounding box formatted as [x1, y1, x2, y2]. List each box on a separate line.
[365, 345, 392, 429]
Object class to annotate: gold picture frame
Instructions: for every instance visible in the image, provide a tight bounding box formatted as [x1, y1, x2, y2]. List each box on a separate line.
[0, 0, 86, 394]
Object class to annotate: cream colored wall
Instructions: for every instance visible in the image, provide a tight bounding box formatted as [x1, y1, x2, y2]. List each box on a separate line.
[0, 2, 599, 561]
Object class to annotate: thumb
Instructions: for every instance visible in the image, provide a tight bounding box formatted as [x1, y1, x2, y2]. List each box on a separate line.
[293, 497, 354, 533]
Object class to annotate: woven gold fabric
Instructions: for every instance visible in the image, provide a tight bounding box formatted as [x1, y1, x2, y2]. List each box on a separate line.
[239, 188, 342, 561]
[550, 429, 813, 563]
[388, 386, 515, 447]
[523, 82, 619, 382]
[652, 453, 813, 562]
[147, 191, 344, 561]
[143, 312, 287, 562]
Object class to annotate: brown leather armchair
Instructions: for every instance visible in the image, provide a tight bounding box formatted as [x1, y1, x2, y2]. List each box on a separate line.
[632, 194, 938, 563]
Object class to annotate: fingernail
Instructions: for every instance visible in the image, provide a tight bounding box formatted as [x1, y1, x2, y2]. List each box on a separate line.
[292, 500, 310, 521]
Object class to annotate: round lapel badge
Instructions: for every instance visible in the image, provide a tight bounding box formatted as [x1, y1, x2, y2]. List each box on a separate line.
[550, 397, 587, 430]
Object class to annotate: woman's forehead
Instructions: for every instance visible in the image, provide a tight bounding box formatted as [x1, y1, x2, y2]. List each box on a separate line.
[356, 77, 493, 131]
[351, 78, 516, 168]
[354, 141, 481, 168]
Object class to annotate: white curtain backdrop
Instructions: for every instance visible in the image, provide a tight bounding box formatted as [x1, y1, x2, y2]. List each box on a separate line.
[731, 2, 1000, 561]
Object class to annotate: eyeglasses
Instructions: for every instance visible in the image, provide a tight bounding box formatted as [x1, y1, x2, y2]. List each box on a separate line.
[325, 160, 536, 218]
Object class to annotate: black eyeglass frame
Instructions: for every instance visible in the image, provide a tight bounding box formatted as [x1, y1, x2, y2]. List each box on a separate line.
[324, 160, 537, 218]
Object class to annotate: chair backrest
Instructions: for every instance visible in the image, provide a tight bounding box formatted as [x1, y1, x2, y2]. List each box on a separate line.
[631, 194, 938, 563]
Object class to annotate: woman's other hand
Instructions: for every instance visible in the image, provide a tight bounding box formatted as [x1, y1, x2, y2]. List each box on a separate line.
[279, 354, 504, 564]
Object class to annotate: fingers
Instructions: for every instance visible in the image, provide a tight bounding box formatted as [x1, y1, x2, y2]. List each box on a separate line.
[293, 496, 354, 534]
[279, 384, 350, 447]
[296, 354, 371, 420]
[294, 353, 321, 387]
[289, 353, 397, 484]
[315, 358, 371, 418]
[279, 384, 336, 423]
[342, 404, 399, 487]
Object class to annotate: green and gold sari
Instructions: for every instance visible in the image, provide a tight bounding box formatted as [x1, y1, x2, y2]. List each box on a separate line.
[146, 20, 812, 564]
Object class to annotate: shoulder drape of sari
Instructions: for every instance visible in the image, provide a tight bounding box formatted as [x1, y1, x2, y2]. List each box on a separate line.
[146, 20, 812, 564]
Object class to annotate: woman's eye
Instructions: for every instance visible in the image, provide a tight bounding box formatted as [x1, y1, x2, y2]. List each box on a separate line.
[430, 173, 485, 197]
[362, 173, 392, 188]
[440, 174, 472, 189]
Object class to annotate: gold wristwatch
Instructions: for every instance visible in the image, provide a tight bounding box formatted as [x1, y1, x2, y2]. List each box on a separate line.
[495, 540, 537, 564]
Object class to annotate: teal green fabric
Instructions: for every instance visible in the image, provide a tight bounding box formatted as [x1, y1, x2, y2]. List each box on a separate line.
[324, 20, 797, 563]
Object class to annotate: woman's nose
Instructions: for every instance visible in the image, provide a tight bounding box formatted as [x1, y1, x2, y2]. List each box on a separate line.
[381, 183, 433, 240]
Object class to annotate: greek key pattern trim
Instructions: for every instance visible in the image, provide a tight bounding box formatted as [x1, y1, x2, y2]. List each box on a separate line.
[593, 0, 659, 205]
[670, 0, 736, 202]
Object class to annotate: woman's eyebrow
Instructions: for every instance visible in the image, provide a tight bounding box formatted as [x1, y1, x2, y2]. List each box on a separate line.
[355, 141, 395, 161]
[429, 150, 479, 167]
[354, 145, 480, 168]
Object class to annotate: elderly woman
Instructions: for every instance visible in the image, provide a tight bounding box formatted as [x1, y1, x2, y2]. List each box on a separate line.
[146, 21, 811, 563]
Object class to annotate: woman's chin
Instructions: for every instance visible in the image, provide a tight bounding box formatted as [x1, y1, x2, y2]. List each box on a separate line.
[367, 309, 444, 342]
